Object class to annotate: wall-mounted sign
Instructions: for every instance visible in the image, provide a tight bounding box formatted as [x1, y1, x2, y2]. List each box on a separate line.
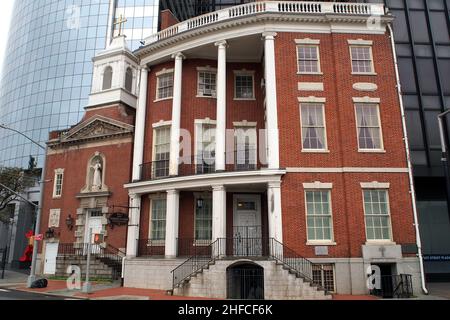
[108, 212, 129, 228]
[423, 255, 450, 262]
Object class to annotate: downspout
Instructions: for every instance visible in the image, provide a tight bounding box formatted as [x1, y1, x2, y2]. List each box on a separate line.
[387, 23, 428, 295]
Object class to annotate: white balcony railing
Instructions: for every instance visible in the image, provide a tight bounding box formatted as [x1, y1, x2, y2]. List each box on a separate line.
[142, 1, 385, 46]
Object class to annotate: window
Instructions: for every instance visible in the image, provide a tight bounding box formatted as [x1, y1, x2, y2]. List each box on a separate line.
[125, 67, 133, 92]
[195, 197, 212, 241]
[102, 66, 113, 90]
[153, 126, 171, 178]
[355, 104, 383, 150]
[234, 73, 254, 99]
[198, 71, 216, 97]
[156, 72, 173, 99]
[350, 46, 374, 74]
[53, 169, 64, 198]
[297, 45, 320, 73]
[196, 122, 216, 174]
[363, 189, 392, 241]
[312, 264, 335, 292]
[234, 126, 257, 170]
[305, 190, 333, 241]
[150, 198, 167, 241]
[300, 103, 327, 150]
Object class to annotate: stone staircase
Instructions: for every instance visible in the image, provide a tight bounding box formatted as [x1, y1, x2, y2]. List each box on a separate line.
[55, 255, 121, 280]
[172, 259, 331, 299]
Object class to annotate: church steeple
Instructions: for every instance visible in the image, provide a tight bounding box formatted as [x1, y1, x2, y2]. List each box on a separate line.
[87, 32, 139, 109]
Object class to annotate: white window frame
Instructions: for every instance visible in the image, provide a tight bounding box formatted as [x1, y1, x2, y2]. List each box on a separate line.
[233, 123, 258, 170]
[155, 69, 174, 101]
[362, 189, 393, 243]
[349, 45, 375, 75]
[299, 103, 328, 152]
[194, 193, 213, 244]
[296, 45, 322, 75]
[152, 123, 171, 178]
[234, 70, 255, 100]
[53, 169, 64, 198]
[148, 195, 167, 244]
[312, 264, 336, 293]
[354, 102, 384, 152]
[304, 189, 335, 244]
[197, 67, 217, 98]
[194, 119, 216, 173]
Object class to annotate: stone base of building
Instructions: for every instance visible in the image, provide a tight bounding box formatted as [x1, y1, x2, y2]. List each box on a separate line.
[124, 256, 424, 299]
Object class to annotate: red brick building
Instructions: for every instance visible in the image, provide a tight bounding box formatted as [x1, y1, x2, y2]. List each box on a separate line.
[39, 1, 425, 299]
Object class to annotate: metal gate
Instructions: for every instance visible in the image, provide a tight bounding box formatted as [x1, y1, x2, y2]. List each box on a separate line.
[227, 263, 264, 300]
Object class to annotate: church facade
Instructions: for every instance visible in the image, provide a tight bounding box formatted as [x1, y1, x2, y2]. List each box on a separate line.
[38, 1, 426, 299]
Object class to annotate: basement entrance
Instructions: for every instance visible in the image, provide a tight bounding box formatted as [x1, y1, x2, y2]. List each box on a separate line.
[227, 262, 264, 300]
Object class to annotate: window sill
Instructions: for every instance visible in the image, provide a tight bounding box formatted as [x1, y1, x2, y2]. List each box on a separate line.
[297, 72, 323, 76]
[364, 240, 396, 246]
[196, 95, 217, 99]
[306, 241, 336, 246]
[234, 98, 256, 101]
[351, 72, 377, 76]
[193, 241, 212, 246]
[52, 195, 62, 199]
[147, 240, 165, 246]
[302, 149, 330, 153]
[153, 97, 173, 103]
[358, 149, 386, 153]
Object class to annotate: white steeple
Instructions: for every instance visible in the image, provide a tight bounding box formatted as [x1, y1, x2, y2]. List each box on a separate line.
[87, 35, 139, 109]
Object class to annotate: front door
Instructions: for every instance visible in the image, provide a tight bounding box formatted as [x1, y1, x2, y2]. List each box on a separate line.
[43, 242, 58, 275]
[233, 195, 262, 256]
[85, 210, 103, 254]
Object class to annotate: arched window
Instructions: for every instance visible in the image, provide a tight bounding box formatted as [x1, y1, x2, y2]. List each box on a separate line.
[102, 66, 113, 90]
[125, 67, 133, 92]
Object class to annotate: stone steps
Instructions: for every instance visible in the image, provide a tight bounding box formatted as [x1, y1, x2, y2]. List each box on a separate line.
[55, 255, 119, 280]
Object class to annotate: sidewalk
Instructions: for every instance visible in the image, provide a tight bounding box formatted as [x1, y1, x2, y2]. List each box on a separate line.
[0, 269, 29, 287]
[12, 280, 216, 300]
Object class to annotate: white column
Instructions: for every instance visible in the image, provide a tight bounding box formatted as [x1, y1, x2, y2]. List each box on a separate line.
[126, 194, 142, 257]
[268, 181, 283, 244]
[132, 66, 149, 181]
[215, 41, 227, 172]
[165, 189, 180, 258]
[263, 32, 280, 169]
[169, 52, 185, 176]
[212, 185, 227, 256]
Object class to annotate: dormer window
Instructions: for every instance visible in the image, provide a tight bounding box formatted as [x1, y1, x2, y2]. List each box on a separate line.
[125, 67, 133, 92]
[102, 66, 113, 90]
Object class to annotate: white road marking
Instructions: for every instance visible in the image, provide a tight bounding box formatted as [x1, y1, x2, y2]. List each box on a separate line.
[0, 289, 10, 292]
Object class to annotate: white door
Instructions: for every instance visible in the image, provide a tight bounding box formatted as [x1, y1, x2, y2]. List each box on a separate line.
[85, 215, 103, 254]
[43, 242, 59, 275]
[233, 195, 262, 256]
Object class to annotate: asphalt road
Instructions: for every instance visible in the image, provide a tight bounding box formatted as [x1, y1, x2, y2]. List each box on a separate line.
[0, 288, 71, 300]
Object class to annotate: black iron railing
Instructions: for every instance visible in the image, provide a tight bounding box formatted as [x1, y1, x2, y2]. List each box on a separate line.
[370, 274, 414, 298]
[0, 247, 7, 279]
[139, 149, 263, 181]
[137, 239, 165, 257]
[140, 159, 170, 180]
[171, 237, 325, 292]
[58, 243, 125, 280]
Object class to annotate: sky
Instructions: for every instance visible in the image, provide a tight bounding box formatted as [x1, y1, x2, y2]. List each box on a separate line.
[0, 0, 15, 77]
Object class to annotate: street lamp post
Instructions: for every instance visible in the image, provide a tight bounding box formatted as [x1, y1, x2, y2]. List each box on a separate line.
[438, 110, 450, 219]
[0, 124, 46, 288]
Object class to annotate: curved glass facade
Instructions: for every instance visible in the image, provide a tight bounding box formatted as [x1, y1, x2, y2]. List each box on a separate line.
[0, 0, 161, 168]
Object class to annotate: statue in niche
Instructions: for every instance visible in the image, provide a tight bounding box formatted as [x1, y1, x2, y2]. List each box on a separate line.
[89, 155, 104, 192]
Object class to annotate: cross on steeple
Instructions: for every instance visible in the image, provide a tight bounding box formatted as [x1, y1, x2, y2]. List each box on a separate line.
[114, 14, 127, 37]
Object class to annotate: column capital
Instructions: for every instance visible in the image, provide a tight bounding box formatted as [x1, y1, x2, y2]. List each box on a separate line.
[214, 40, 228, 48]
[212, 185, 225, 191]
[262, 32, 277, 40]
[171, 52, 186, 60]
[166, 189, 180, 196]
[268, 181, 281, 189]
